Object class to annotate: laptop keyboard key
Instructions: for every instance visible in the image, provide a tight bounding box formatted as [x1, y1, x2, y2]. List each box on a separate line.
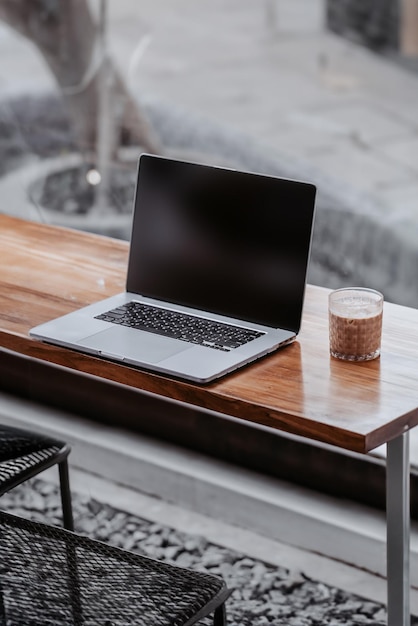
[95, 302, 264, 351]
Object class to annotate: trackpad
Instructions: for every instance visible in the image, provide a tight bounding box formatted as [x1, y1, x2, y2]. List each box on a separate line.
[78, 327, 190, 363]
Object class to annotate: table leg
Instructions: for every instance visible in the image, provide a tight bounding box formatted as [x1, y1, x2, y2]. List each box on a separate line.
[386, 431, 410, 626]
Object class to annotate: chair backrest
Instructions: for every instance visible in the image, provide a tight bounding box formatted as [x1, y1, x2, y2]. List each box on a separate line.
[0, 510, 229, 626]
[0, 425, 62, 462]
[0, 425, 70, 496]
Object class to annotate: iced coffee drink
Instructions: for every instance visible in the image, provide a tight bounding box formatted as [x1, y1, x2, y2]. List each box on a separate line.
[329, 288, 383, 361]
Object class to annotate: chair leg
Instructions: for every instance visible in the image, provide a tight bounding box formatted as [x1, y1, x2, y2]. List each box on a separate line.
[58, 458, 74, 531]
[58, 460, 82, 624]
[0, 582, 6, 626]
[213, 603, 227, 626]
[65, 540, 83, 626]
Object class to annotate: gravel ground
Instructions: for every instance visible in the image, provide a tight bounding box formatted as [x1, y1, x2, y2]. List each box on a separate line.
[2, 478, 411, 626]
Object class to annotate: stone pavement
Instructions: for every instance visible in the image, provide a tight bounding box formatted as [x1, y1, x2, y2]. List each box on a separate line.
[1, 0, 417, 220]
[104, 0, 418, 222]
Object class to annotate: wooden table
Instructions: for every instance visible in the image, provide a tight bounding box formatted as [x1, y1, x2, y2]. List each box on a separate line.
[2, 214, 418, 625]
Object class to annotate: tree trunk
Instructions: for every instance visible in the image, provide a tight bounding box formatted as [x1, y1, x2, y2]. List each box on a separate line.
[0, 0, 161, 159]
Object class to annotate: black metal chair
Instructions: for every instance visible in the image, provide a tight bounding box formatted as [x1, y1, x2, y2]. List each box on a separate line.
[0, 423, 74, 530]
[0, 509, 230, 625]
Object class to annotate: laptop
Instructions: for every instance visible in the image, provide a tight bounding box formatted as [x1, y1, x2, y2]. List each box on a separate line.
[30, 153, 316, 383]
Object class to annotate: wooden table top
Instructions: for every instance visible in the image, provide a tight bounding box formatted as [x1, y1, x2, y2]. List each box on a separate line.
[1, 214, 418, 454]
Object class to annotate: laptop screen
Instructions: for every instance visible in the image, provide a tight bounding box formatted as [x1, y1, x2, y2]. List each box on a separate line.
[127, 154, 316, 333]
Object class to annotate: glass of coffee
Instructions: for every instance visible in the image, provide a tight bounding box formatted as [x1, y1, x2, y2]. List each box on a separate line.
[329, 288, 383, 361]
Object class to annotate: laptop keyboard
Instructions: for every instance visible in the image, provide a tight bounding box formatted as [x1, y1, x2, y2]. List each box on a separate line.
[95, 301, 263, 352]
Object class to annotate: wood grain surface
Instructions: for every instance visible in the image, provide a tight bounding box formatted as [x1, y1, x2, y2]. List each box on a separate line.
[1, 214, 418, 453]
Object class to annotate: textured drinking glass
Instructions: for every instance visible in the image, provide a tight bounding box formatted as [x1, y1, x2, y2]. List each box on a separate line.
[329, 288, 383, 361]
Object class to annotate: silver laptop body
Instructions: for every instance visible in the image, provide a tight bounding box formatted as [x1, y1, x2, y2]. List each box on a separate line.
[30, 154, 316, 383]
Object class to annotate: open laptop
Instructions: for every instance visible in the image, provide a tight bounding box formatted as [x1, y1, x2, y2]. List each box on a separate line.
[30, 153, 316, 383]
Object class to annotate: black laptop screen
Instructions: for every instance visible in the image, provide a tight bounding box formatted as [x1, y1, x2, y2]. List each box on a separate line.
[126, 155, 316, 333]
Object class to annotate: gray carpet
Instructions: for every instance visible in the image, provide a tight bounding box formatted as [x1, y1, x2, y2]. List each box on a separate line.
[1, 478, 407, 626]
